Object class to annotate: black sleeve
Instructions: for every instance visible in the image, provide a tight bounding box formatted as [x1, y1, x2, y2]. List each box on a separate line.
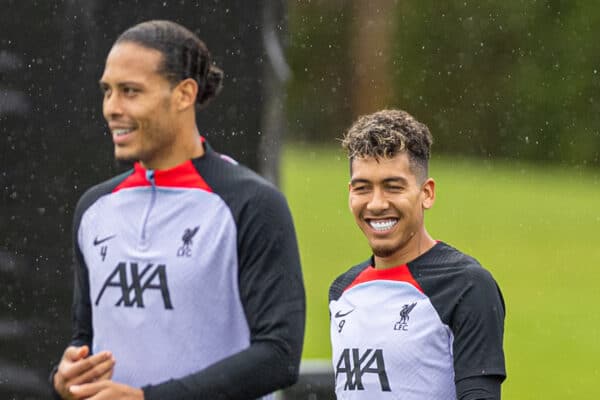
[456, 375, 503, 400]
[143, 186, 306, 399]
[452, 266, 506, 382]
[49, 243, 93, 399]
[49, 191, 97, 399]
[69, 234, 93, 348]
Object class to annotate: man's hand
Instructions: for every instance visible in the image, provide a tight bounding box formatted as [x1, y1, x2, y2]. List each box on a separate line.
[53, 346, 115, 400]
[69, 381, 144, 400]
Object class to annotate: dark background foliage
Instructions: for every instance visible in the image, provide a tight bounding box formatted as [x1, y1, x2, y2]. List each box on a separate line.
[287, 0, 600, 166]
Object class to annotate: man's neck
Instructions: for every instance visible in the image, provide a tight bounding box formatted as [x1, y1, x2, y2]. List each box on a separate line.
[141, 128, 204, 170]
[374, 230, 436, 269]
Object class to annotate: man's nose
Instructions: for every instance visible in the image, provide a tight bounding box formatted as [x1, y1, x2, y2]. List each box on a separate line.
[103, 92, 123, 119]
[366, 187, 389, 212]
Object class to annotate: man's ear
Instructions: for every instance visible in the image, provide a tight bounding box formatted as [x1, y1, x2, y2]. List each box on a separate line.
[422, 178, 435, 209]
[174, 78, 198, 111]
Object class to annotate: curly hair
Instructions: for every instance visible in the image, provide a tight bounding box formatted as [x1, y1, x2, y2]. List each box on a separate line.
[342, 109, 433, 180]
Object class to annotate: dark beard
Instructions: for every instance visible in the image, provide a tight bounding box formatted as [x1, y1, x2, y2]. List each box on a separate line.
[371, 245, 398, 258]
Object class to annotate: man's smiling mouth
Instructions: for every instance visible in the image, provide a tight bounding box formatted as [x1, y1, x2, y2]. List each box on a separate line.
[367, 218, 398, 232]
[112, 128, 135, 136]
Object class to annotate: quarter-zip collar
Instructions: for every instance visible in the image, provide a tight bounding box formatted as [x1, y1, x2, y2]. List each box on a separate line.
[113, 160, 212, 193]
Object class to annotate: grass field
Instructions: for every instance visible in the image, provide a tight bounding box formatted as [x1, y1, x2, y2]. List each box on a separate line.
[281, 144, 600, 399]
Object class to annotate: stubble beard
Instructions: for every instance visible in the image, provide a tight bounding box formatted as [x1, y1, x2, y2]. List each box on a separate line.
[114, 122, 174, 169]
[371, 243, 401, 259]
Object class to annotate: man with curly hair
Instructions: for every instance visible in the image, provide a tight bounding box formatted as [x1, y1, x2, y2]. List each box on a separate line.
[329, 109, 506, 399]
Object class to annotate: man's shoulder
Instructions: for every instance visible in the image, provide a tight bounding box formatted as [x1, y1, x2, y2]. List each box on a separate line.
[75, 170, 132, 214]
[329, 259, 371, 302]
[407, 242, 505, 335]
[198, 148, 274, 184]
[414, 241, 503, 306]
[193, 149, 285, 213]
[417, 241, 493, 277]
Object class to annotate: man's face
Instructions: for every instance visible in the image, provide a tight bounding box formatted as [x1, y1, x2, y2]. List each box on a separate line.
[99, 42, 178, 167]
[349, 152, 434, 262]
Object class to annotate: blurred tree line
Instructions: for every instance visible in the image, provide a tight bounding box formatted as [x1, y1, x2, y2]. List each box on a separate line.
[286, 0, 600, 166]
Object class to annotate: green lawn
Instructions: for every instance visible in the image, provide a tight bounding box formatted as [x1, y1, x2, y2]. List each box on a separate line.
[282, 144, 600, 399]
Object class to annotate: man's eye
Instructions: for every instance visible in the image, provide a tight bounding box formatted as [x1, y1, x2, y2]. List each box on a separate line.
[123, 87, 139, 96]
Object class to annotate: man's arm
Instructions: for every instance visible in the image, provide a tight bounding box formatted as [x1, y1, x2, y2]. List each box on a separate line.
[452, 266, 506, 398]
[456, 375, 503, 400]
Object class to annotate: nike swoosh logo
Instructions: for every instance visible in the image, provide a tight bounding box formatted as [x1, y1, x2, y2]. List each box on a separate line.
[335, 309, 354, 318]
[93, 235, 116, 246]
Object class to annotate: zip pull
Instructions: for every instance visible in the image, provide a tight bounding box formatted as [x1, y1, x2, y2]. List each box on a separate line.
[140, 169, 157, 245]
[146, 169, 155, 185]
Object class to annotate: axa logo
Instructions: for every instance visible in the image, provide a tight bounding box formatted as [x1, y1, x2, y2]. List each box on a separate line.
[394, 302, 417, 331]
[177, 226, 199, 257]
[335, 348, 391, 392]
[95, 262, 173, 309]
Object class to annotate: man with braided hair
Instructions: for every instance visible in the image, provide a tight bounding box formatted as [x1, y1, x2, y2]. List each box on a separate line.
[329, 109, 506, 399]
[51, 20, 305, 399]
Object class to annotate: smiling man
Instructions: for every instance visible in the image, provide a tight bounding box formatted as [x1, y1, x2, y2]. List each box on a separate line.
[50, 20, 305, 400]
[329, 109, 506, 400]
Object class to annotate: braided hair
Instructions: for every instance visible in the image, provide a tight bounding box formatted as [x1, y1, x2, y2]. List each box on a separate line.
[115, 20, 223, 109]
